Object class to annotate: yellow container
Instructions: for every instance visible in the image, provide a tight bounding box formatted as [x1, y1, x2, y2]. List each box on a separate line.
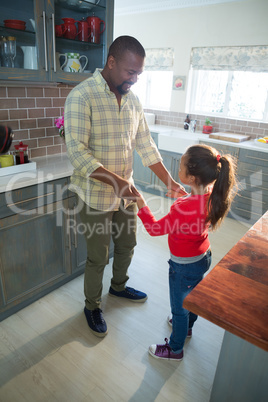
[0, 154, 14, 168]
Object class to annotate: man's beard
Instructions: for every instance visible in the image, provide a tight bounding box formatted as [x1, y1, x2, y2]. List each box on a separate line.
[117, 81, 133, 95]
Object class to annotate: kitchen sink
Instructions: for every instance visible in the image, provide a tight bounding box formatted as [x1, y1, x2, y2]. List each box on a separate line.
[158, 130, 199, 153]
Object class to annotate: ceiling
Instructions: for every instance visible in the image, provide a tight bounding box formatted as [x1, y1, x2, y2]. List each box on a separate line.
[114, 0, 247, 16]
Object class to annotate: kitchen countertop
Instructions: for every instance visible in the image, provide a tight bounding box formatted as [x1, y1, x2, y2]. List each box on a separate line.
[0, 153, 73, 194]
[0, 124, 267, 193]
[183, 210, 268, 351]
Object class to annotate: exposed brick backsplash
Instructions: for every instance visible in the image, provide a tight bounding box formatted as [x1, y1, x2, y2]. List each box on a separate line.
[144, 109, 268, 139]
[0, 84, 75, 159]
[1, 84, 268, 162]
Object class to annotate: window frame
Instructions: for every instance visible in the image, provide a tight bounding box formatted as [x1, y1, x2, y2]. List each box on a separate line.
[186, 68, 268, 122]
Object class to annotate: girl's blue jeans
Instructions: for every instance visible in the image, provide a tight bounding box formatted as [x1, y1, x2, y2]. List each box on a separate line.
[168, 250, 212, 353]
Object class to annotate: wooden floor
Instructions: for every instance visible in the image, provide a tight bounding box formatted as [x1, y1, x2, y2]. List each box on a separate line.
[0, 193, 251, 402]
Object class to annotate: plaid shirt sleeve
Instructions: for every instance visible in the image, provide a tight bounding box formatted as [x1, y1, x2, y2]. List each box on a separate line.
[64, 86, 103, 177]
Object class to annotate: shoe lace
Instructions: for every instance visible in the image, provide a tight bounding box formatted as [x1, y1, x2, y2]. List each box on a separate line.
[157, 338, 171, 352]
[91, 308, 105, 325]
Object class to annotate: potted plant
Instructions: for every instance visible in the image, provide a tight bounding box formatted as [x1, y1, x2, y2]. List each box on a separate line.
[202, 118, 213, 134]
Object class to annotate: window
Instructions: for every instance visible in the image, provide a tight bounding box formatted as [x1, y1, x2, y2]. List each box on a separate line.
[187, 69, 268, 121]
[132, 70, 173, 110]
[131, 47, 174, 110]
[187, 46, 268, 122]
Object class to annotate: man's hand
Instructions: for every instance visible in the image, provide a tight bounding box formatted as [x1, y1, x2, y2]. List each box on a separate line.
[166, 181, 188, 198]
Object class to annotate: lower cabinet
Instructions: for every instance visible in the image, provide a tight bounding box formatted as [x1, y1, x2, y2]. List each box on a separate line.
[0, 178, 86, 321]
[0, 176, 115, 321]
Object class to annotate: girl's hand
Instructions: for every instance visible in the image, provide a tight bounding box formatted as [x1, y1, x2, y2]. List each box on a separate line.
[135, 190, 147, 210]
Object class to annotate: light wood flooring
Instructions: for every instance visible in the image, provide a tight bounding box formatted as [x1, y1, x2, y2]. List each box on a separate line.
[0, 193, 251, 402]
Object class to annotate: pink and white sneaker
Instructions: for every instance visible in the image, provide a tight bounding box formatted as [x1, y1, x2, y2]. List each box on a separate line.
[167, 314, 192, 337]
[148, 338, 183, 361]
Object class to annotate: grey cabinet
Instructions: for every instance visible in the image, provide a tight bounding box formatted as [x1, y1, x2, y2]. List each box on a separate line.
[133, 131, 159, 192]
[0, 0, 114, 84]
[0, 177, 87, 320]
[232, 148, 268, 224]
[200, 140, 268, 225]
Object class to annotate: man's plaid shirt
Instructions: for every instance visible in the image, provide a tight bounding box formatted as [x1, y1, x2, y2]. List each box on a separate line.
[64, 69, 162, 211]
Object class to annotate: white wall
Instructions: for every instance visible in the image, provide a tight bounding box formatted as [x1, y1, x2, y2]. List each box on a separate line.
[114, 0, 268, 113]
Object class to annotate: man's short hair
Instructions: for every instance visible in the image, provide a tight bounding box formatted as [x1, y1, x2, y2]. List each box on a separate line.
[108, 36, 146, 61]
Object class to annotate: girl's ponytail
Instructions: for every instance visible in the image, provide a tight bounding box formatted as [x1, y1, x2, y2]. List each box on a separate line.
[184, 145, 237, 230]
[207, 154, 237, 229]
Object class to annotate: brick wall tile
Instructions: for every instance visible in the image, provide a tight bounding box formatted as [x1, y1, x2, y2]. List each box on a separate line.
[44, 88, 60, 97]
[38, 118, 53, 128]
[27, 87, 44, 97]
[46, 107, 61, 118]
[46, 127, 58, 137]
[38, 137, 54, 147]
[0, 87, 7, 97]
[0, 110, 9, 120]
[47, 145, 62, 155]
[8, 87, 26, 97]
[2, 120, 19, 130]
[0, 98, 17, 109]
[18, 98, 35, 108]
[31, 147, 47, 158]
[12, 129, 29, 141]
[10, 109, 28, 120]
[29, 128, 46, 138]
[20, 119, 37, 129]
[28, 108, 45, 118]
[54, 136, 64, 144]
[60, 88, 74, 97]
[36, 98, 52, 108]
[52, 98, 66, 107]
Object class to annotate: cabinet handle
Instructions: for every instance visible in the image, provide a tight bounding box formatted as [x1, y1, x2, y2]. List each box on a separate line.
[73, 214, 78, 249]
[42, 11, 48, 72]
[51, 13, 56, 72]
[67, 208, 72, 250]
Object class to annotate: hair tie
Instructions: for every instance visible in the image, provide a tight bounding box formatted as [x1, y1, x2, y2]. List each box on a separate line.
[216, 154, 221, 162]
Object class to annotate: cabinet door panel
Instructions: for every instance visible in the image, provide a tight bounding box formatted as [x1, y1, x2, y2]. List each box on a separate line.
[0, 0, 48, 82]
[0, 201, 70, 307]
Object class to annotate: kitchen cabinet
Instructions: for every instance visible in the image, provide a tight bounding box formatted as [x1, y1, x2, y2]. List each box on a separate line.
[232, 148, 268, 224]
[133, 131, 159, 192]
[199, 140, 268, 225]
[0, 0, 114, 83]
[133, 132, 190, 194]
[0, 177, 86, 321]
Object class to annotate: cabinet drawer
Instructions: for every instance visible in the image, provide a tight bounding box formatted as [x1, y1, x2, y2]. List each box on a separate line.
[0, 177, 69, 219]
[200, 141, 240, 158]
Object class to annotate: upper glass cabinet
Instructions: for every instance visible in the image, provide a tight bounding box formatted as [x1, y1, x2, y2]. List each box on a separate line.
[0, 0, 114, 83]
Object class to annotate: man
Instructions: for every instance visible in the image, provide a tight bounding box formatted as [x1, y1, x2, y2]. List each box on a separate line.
[64, 36, 185, 337]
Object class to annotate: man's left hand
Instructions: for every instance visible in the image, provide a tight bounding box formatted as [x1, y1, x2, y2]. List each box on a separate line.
[166, 182, 188, 198]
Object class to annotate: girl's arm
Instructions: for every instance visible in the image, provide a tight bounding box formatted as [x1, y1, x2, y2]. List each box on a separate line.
[137, 205, 174, 237]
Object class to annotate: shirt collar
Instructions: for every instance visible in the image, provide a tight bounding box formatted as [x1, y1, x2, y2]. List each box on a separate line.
[93, 68, 129, 99]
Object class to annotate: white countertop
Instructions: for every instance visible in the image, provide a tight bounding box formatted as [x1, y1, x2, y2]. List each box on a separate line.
[149, 124, 268, 154]
[0, 125, 267, 194]
[0, 153, 73, 194]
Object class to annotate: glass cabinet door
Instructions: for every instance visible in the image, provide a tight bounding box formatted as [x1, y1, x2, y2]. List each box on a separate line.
[0, 0, 114, 83]
[0, 0, 48, 81]
[46, 0, 113, 83]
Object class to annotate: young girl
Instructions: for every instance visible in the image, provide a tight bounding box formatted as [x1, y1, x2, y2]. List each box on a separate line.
[136, 144, 237, 361]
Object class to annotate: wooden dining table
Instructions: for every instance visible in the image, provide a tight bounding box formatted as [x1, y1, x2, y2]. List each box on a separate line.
[183, 210, 268, 402]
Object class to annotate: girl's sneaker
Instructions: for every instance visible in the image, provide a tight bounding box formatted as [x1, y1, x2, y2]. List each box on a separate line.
[148, 338, 183, 361]
[167, 314, 192, 337]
